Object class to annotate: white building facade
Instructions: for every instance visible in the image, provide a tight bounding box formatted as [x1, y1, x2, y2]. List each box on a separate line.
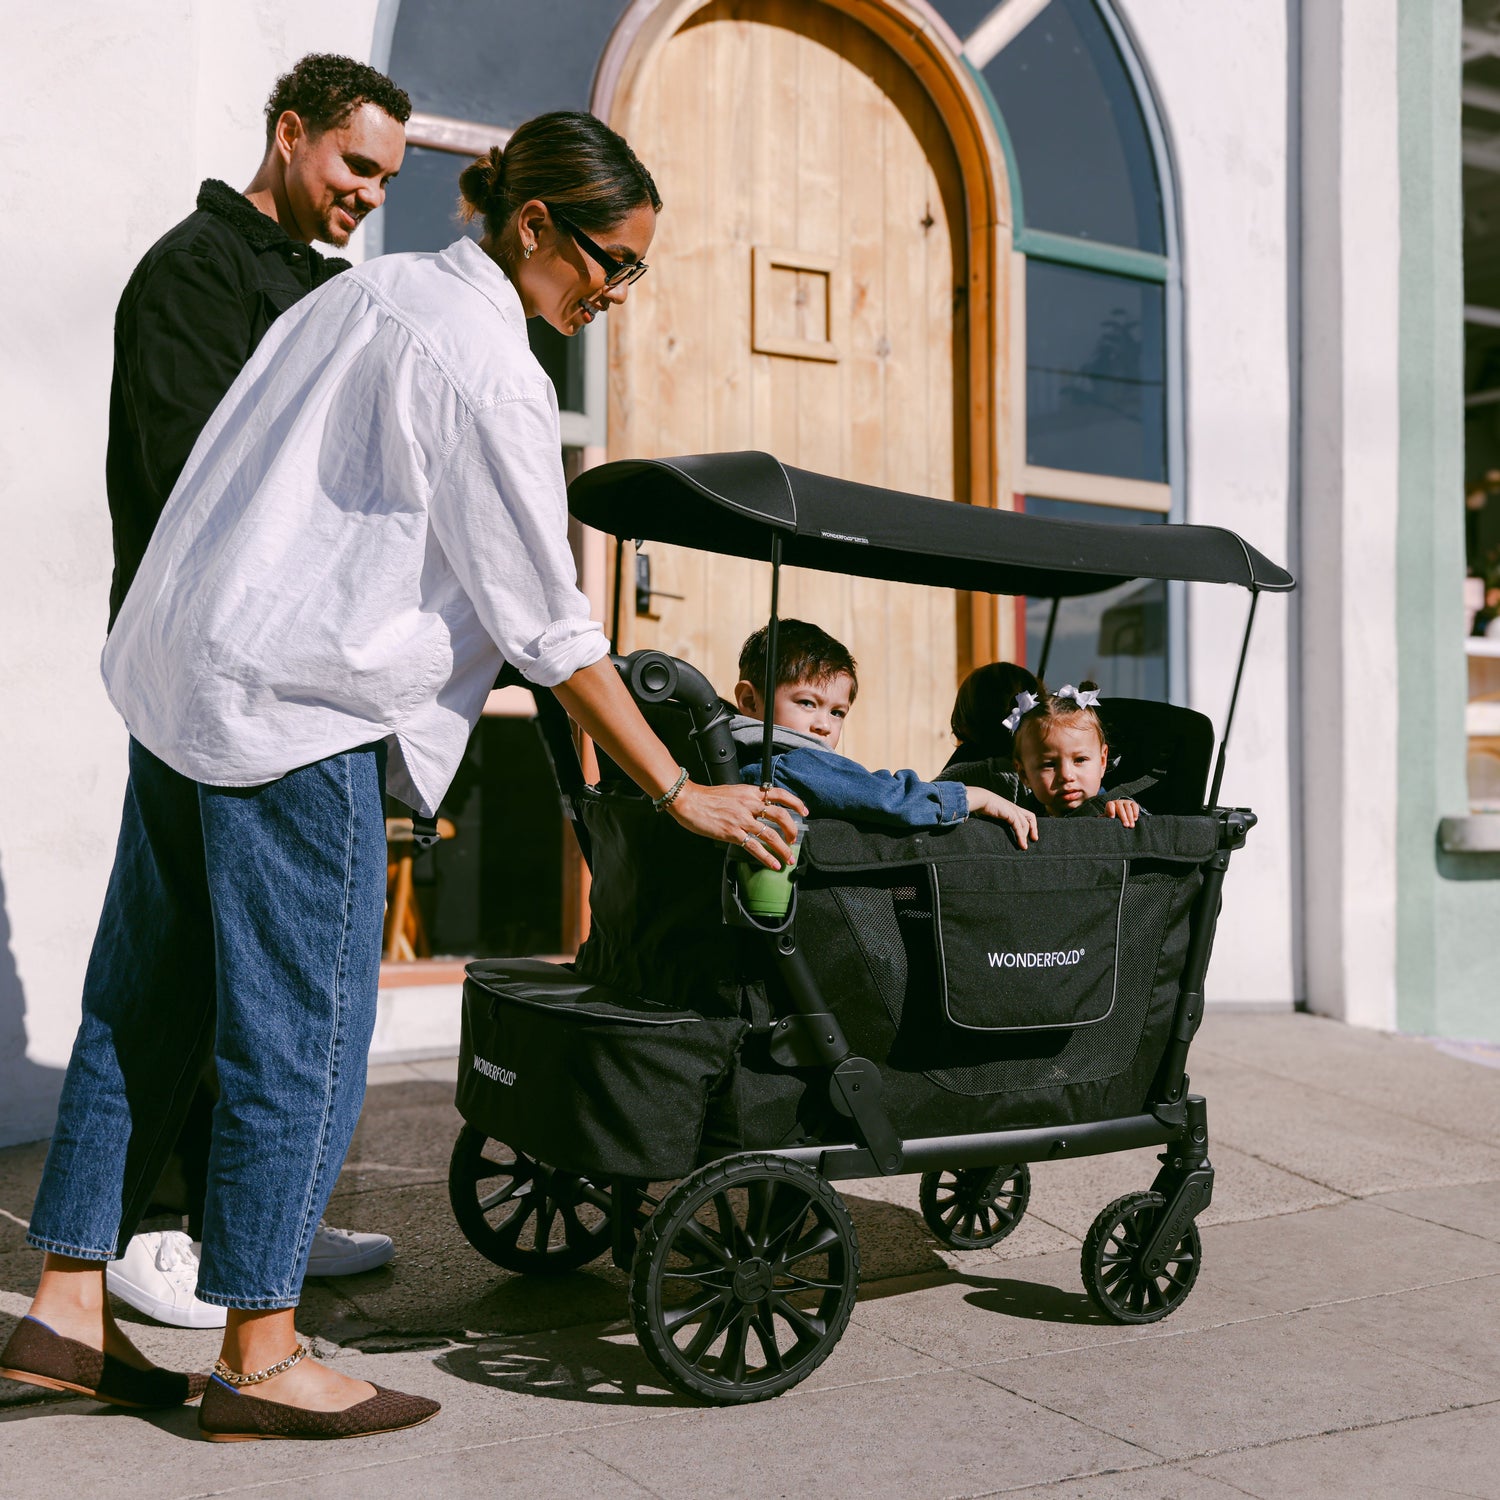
[0, 0, 1492, 1146]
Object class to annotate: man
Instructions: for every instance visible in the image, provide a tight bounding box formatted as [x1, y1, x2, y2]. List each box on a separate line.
[104, 53, 410, 1329]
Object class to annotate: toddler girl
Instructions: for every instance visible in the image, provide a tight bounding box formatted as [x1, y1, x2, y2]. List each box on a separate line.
[1008, 682, 1142, 826]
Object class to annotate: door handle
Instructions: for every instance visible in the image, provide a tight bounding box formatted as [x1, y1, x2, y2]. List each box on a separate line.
[635, 552, 685, 616]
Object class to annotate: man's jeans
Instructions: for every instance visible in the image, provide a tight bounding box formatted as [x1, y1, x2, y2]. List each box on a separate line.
[28, 738, 385, 1308]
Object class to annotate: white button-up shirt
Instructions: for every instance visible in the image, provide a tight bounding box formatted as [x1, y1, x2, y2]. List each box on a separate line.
[104, 237, 608, 814]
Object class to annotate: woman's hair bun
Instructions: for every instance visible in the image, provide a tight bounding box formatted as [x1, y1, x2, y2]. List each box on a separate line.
[458, 145, 505, 220]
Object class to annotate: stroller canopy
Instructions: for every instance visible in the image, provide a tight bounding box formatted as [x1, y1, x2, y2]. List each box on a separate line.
[569, 451, 1294, 598]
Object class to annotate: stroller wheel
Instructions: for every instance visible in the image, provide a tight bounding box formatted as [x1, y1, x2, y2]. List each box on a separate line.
[630, 1154, 859, 1405]
[919, 1164, 1030, 1250]
[448, 1125, 613, 1275]
[1081, 1190, 1201, 1324]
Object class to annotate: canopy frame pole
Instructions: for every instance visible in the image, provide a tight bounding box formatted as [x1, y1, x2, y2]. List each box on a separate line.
[609, 538, 625, 653]
[759, 533, 784, 790]
[1036, 597, 1060, 680]
[1207, 588, 1260, 809]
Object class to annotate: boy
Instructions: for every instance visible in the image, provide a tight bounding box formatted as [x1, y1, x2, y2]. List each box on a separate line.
[732, 621, 1038, 847]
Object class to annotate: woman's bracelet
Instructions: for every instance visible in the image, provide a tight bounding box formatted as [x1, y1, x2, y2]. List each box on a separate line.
[653, 766, 690, 813]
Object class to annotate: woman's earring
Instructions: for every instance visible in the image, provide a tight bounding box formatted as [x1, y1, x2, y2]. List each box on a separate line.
[523, 242, 534, 260]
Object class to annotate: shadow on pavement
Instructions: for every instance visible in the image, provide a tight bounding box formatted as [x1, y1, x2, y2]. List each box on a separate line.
[957, 1274, 1112, 1325]
[436, 1322, 693, 1408]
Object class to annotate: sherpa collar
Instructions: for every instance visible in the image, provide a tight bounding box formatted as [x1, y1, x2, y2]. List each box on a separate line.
[729, 714, 853, 761]
[195, 178, 306, 254]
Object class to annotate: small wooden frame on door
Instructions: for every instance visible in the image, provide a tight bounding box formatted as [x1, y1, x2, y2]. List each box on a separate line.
[751, 245, 845, 363]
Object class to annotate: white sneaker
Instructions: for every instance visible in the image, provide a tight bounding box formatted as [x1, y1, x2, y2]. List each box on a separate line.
[305, 1220, 394, 1277]
[106, 1230, 227, 1329]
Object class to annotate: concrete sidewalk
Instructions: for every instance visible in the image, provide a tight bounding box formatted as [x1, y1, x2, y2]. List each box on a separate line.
[3, 1011, 1500, 1498]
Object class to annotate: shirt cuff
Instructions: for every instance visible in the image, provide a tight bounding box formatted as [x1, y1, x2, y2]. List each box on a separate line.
[936, 780, 969, 824]
[513, 620, 610, 688]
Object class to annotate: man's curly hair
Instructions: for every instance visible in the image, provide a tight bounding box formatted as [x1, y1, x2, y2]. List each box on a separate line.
[264, 54, 411, 145]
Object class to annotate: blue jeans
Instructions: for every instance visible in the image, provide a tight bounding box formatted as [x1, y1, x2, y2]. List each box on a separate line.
[27, 739, 386, 1309]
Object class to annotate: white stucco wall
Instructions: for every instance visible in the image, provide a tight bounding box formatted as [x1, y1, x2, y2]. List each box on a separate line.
[1115, 0, 1299, 1006]
[0, 0, 380, 1146]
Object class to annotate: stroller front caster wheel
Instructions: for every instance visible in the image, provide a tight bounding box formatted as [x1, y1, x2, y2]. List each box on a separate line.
[919, 1164, 1030, 1250]
[1081, 1190, 1201, 1324]
[629, 1154, 859, 1404]
[448, 1125, 613, 1275]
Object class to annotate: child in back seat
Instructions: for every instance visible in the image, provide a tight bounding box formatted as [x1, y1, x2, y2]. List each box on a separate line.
[1009, 681, 1143, 826]
[731, 620, 1038, 848]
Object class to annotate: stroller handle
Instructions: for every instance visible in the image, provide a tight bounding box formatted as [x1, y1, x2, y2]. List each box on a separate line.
[612, 651, 741, 786]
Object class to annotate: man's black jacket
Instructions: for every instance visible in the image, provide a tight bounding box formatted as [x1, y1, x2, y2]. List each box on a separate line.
[106, 179, 349, 627]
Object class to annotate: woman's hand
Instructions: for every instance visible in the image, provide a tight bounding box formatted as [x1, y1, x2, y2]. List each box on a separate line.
[1104, 798, 1140, 828]
[551, 658, 806, 865]
[669, 782, 807, 868]
[966, 787, 1039, 849]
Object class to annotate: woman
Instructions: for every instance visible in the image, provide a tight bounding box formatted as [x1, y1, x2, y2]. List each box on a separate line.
[2, 111, 802, 1442]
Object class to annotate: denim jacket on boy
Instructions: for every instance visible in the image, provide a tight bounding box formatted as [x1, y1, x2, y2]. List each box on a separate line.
[731, 717, 968, 829]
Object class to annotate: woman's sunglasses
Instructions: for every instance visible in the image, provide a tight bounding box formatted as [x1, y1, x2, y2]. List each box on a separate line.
[549, 208, 649, 292]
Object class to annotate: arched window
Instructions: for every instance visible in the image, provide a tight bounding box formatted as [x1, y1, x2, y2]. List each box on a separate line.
[933, 0, 1182, 700]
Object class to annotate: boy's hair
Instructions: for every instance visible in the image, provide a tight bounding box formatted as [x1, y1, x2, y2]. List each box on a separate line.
[1012, 679, 1107, 760]
[951, 660, 1040, 756]
[738, 619, 858, 699]
[264, 54, 411, 145]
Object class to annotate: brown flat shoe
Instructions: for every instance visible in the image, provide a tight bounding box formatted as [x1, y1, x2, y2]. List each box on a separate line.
[0, 1315, 209, 1408]
[198, 1374, 440, 1441]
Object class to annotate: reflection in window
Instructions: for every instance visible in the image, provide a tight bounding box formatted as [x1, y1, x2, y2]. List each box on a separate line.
[928, 0, 1002, 38]
[388, 0, 624, 125]
[1022, 498, 1167, 701]
[1026, 261, 1165, 482]
[982, 0, 1163, 251]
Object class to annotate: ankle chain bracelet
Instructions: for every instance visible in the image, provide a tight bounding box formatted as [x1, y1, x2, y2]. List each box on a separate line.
[213, 1341, 309, 1386]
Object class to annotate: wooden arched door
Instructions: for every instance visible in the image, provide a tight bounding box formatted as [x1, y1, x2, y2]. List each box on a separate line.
[609, 0, 972, 777]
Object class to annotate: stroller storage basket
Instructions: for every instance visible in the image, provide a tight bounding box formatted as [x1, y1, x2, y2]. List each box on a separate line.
[458, 958, 747, 1180]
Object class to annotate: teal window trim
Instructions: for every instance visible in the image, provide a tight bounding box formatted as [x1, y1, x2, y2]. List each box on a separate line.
[964, 55, 1026, 231]
[1013, 227, 1169, 283]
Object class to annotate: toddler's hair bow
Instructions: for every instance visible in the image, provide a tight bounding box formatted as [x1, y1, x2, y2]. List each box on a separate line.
[1053, 684, 1102, 709]
[1001, 690, 1040, 733]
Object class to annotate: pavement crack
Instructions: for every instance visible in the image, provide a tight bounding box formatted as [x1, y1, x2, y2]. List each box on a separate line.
[1368, 1196, 1500, 1250]
[1167, 1392, 1500, 1467]
[572, 1439, 665, 1497]
[1207, 1139, 1356, 1198]
[963, 1369, 1167, 1465]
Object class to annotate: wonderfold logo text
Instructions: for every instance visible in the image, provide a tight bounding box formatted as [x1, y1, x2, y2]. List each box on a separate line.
[987, 948, 1086, 969]
[472, 1055, 517, 1086]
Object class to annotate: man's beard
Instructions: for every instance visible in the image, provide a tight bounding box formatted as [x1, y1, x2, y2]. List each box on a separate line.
[320, 198, 364, 247]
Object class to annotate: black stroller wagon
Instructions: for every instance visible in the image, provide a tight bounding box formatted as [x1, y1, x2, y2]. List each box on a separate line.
[449, 452, 1294, 1404]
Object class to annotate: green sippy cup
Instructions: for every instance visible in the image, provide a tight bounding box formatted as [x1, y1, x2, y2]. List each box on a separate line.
[736, 809, 805, 919]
